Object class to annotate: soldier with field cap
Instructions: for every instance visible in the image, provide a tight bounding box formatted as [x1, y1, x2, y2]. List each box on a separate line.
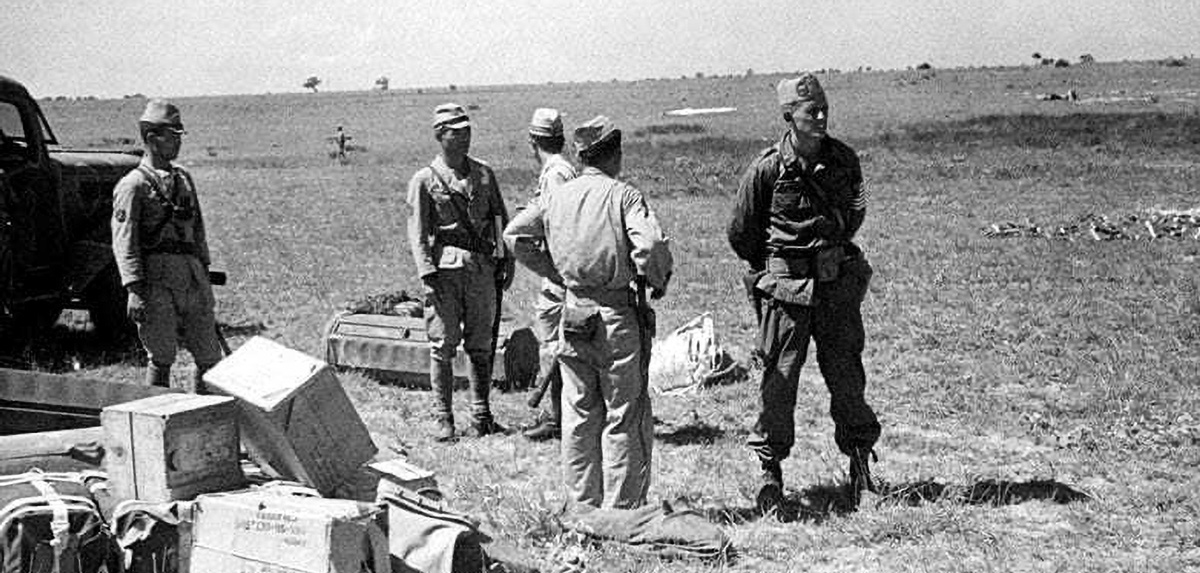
[504, 115, 673, 508]
[521, 108, 577, 442]
[728, 73, 881, 516]
[112, 99, 222, 392]
[407, 103, 514, 442]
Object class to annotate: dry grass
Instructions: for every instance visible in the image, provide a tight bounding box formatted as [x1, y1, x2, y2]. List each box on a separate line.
[16, 61, 1200, 572]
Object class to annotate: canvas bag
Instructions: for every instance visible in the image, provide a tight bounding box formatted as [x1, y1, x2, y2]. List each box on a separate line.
[383, 489, 489, 573]
[0, 470, 119, 573]
[111, 500, 192, 573]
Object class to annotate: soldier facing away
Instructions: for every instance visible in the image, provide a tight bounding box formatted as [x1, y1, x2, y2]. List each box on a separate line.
[505, 116, 672, 508]
[727, 73, 882, 516]
[407, 103, 514, 442]
[112, 99, 223, 392]
[521, 108, 577, 442]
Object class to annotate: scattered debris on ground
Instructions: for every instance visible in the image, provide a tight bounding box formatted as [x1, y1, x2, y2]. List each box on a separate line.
[983, 208, 1200, 241]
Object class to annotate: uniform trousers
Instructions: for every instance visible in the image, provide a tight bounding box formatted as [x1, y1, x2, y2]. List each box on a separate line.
[559, 295, 653, 509]
[748, 258, 880, 464]
[136, 256, 222, 369]
[425, 264, 497, 417]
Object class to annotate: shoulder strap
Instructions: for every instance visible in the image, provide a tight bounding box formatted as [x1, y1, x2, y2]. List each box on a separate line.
[428, 162, 483, 241]
[135, 165, 178, 242]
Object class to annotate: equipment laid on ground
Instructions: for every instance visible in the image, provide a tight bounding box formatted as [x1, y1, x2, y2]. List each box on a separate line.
[324, 311, 538, 389]
[204, 336, 378, 497]
[0, 470, 120, 573]
[101, 394, 244, 503]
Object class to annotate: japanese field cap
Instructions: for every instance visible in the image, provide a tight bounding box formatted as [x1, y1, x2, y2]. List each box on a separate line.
[139, 99, 184, 132]
[528, 108, 563, 138]
[573, 115, 621, 154]
[432, 103, 471, 130]
[776, 73, 827, 109]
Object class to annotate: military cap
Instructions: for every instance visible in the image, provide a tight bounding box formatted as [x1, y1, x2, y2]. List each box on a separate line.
[528, 108, 564, 138]
[432, 103, 471, 130]
[776, 73, 827, 109]
[138, 99, 184, 132]
[573, 115, 621, 155]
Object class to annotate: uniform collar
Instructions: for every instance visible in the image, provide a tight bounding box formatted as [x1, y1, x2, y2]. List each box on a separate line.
[432, 153, 474, 179]
[579, 166, 608, 177]
[778, 130, 830, 174]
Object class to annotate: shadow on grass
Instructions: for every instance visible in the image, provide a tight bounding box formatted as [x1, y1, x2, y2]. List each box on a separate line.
[655, 420, 726, 445]
[703, 477, 1091, 526]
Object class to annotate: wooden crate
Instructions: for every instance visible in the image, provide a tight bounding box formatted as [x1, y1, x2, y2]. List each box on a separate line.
[102, 393, 245, 503]
[203, 336, 378, 496]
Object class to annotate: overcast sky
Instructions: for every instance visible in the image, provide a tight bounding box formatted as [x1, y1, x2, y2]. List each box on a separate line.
[4, 0, 1197, 98]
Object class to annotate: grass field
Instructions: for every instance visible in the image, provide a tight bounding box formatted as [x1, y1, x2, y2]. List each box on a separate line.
[22, 60, 1200, 571]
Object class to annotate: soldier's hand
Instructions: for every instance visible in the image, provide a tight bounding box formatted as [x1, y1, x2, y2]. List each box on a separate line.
[126, 287, 147, 323]
[650, 284, 667, 300]
[499, 258, 516, 291]
[421, 273, 438, 297]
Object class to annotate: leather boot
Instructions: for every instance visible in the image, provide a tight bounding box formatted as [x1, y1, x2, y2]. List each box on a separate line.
[849, 448, 879, 506]
[756, 459, 784, 519]
[431, 360, 455, 442]
[146, 363, 171, 388]
[468, 355, 503, 436]
[193, 364, 214, 395]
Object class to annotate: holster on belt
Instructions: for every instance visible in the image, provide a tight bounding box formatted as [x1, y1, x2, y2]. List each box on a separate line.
[742, 269, 767, 321]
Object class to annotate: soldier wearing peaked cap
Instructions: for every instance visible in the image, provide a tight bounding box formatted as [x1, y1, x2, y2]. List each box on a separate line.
[112, 99, 222, 392]
[521, 108, 577, 442]
[505, 115, 673, 509]
[728, 73, 882, 516]
[407, 103, 514, 442]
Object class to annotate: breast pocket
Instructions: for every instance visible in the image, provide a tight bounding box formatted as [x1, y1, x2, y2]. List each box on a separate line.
[771, 180, 816, 221]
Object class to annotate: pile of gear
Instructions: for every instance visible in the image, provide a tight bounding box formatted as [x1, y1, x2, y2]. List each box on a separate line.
[342, 290, 424, 317]
[982, 208, 1200, 241]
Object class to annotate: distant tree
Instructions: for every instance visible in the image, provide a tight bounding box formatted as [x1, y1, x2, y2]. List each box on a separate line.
[374, 76, 389, 90]
[1079, 54, 1095, 65]
[1032, 52, 1042, 61]
[448, 84, 457, 92]
[303, 76, 321, 93]
[745, 68, 754, 77]
[1041, 58, 1054, 66]
[1054, 58, 1070, 68]
[916, 62, 933, 70]
[695, 71, 705, 79]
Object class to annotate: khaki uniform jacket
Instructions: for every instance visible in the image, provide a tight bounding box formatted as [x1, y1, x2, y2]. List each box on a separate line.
[111, 158, 211, 290]
[505, 167, 672, 295]
[407, 155, 509, 279]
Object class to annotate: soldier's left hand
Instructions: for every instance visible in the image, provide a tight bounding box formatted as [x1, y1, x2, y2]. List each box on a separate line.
[650, 284, 667, 300]
[499, 258, 516, 291]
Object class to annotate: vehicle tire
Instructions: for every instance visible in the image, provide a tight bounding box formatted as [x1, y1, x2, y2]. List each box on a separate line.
[86, 266, 135, 346]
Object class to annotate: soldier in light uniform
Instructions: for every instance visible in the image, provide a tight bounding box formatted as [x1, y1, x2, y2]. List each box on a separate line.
[112, 99, 222, 392]
[407, 103, 514, 442]
[521, 108, 577, 442]
[505, 116, 672, 508]
[728, 74, 881, 516]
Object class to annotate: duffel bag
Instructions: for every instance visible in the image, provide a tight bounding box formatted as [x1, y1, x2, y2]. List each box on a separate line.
[0, 470, 119, 573]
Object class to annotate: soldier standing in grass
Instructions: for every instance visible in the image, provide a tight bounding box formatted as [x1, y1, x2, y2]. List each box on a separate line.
[112, 99, 222, 392]
[728, 73, 881, 516]
[408, 103, 514, 441]
[505, 116, 672, 508]
[521, 108, 577, 442]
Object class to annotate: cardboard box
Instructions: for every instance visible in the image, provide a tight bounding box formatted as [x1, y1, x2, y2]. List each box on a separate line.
[102, 393, 245, 503]
[203, 337, 378, 496]
[190, 491, 390, 573]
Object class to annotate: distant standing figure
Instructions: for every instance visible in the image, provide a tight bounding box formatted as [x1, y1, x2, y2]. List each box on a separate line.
[505, 116, 673, 509]
[335, 125, 351, 161]
[112, 99, 222, 392]
[728, 73, 881, 517]
[521, 108, 577, 442]
[407, 103, 514, 442]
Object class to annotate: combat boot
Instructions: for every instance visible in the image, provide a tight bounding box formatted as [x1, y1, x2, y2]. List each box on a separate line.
[467, 355, 503, 437]
[146, 364, 171, 388]
[756, 459, 784, 519]
[431, 360, 456, 442]
[848, 448, 879, 506]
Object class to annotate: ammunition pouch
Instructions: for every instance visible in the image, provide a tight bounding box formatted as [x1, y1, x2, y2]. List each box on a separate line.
[768, 245, 847, 283]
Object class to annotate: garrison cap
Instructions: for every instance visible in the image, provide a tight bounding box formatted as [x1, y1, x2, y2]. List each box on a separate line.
[432, 103, 471, 131]
[138, 99, 184, 132]
[573, 115, 621, 155]
[776, 73, 827, 109]
[528, 108, 564, 138]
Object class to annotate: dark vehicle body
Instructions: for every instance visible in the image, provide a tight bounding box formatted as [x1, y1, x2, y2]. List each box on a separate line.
[0, 75, 141, 340]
